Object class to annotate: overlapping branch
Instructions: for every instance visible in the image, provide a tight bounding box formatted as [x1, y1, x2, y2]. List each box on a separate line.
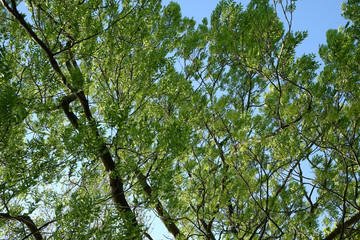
[0, 213, 45, 240]
[1, 0, 140, 236]
[324, 212, 360, 240]
[1, 1, 181, 238]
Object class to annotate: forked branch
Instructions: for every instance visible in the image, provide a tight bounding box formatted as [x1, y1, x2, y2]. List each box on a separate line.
[0, 213, 45, 240]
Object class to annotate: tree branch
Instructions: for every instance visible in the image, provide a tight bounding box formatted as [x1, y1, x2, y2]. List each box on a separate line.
[58, 92, 140, 235]
[324, 212, 360, 240]
[21, 220, 56, 240]
[1, 1, 141, 236]
[138, 172, 181, 238]
[144, 232, 154, 240]
[0, 0, 74, 91]
[59, 94, 79, 128]
[0, 213, 43, 240]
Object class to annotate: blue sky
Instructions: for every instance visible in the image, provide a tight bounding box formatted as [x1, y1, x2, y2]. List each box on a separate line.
[162, 0, 347, 62]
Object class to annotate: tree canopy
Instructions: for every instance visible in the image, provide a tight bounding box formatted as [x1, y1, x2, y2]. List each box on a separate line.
[0, 0, 359, 239]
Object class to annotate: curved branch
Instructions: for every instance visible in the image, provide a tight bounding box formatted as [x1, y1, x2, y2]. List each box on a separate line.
[324, 212, 360, 240]
[144, 232, 154, 240]
[0, 213, 43, 240]
[58, 92, 140, 234]
[0, 0, 74, 91]
[138, 172, 181, 238]
[1, 1, 141, 236]
[21, 220, 56, 240]
[59, 94, 79, 128]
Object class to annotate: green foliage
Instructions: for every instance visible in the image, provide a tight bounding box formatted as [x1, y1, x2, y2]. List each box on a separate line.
[0, 0, 359, 239]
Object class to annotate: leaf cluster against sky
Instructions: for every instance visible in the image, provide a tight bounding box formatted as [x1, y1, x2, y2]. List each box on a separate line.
[0, 0, 360, 239]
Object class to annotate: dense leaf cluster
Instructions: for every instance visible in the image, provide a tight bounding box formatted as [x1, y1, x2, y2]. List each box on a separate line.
[0, 0, 359, 239]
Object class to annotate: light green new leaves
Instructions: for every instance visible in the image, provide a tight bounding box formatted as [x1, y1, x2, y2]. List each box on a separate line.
[1, 0, 359, 239]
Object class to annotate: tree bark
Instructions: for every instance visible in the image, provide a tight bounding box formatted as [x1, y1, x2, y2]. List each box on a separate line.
[324, 212, 360, 240]
[138, 172, 181, 238]
[0, 213, 43, 240]
[59, 94, 140, 232]
[1, 1, 141, 236]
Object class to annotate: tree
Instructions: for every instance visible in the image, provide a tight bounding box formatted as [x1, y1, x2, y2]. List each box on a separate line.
[0, 0, 359, 239]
